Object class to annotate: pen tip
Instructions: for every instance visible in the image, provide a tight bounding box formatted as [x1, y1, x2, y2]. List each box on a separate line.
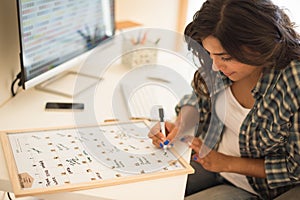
[158, 108, 164, 118]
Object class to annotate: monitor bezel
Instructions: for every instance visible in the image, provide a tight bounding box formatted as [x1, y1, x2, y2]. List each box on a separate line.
[16, 0, 116, 90]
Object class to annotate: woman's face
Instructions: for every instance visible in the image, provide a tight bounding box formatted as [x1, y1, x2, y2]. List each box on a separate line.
[202, 36, 262, 82]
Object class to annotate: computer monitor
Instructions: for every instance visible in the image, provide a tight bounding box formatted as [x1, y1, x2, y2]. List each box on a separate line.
[16, 0, 115, 92]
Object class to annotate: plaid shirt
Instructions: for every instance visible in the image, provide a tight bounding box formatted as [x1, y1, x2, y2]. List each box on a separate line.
[176, 60, 300, 199]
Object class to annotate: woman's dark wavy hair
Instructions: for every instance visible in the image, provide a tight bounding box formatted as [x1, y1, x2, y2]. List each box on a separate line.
[185, 0, 300, 97]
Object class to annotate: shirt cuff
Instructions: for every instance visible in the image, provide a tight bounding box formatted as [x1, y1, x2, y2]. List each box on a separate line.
[265, 154, 297, 188]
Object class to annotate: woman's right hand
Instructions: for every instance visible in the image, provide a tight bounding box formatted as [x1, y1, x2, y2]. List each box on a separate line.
[148, 121, 178, 148]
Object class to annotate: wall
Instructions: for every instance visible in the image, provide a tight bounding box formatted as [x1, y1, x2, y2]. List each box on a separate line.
[0, 0, 20, 106]
[272, 0, 300, 32]
[185, 0, 205, 27]
[0, 0, 181, 106]
[115, 0, 180, 31]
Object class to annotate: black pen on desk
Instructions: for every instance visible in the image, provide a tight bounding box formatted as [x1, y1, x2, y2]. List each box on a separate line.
[154, 38, 160, 45]
[158, 108, 168, 153]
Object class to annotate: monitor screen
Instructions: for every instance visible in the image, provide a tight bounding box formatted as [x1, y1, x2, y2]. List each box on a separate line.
[16, 0, 115, 89]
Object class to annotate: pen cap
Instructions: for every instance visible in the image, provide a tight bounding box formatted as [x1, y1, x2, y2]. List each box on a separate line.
[158, 108, 164, 121]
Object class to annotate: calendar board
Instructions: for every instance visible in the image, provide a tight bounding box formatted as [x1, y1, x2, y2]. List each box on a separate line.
[0, 120, 193, 197]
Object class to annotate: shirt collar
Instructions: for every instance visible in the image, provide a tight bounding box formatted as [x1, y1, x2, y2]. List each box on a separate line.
[251, 67, 282, 99]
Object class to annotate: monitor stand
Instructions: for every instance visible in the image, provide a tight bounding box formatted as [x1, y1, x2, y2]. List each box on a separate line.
[35, 71, 101, 97]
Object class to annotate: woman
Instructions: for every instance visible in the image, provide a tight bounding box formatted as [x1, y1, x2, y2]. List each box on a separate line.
[149, 0, 300, 199]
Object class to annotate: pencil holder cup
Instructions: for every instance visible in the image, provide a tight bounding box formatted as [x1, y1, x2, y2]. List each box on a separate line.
[121, 39, 158, 68]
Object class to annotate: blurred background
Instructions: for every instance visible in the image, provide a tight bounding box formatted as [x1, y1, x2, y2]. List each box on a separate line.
[0, 0, 299, 107]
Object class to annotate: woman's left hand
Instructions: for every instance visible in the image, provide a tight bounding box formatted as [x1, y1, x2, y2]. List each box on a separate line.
[190, 137, 230, 173]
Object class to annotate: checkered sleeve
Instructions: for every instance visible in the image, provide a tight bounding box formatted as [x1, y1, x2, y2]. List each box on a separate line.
[265, 111, 300, 188]
[265, 65, 300, 189]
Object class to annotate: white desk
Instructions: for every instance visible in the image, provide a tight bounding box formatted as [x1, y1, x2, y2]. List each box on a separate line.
[0, 45, 195, 200]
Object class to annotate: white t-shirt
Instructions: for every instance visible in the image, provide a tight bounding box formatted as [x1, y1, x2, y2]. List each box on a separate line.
[215, 86, 257, 195]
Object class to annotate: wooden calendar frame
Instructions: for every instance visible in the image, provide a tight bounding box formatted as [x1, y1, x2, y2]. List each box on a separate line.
[0, 120, 194, 197]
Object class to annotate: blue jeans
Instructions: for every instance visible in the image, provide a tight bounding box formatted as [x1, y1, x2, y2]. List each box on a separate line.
[184, 160, 259, 200]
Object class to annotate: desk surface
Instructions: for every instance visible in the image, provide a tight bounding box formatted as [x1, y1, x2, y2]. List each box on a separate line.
[0, 46, 195, 200]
